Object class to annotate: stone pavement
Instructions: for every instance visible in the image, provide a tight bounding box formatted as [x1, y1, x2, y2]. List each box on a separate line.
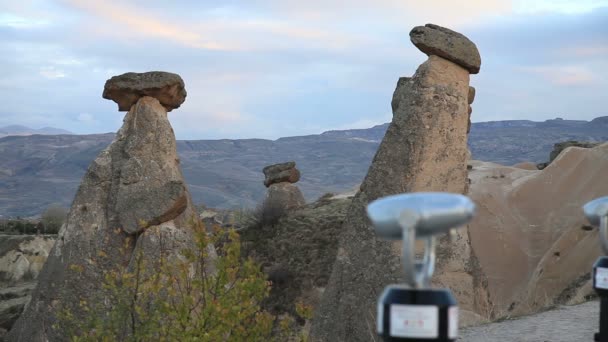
[459, 301, 599, 341]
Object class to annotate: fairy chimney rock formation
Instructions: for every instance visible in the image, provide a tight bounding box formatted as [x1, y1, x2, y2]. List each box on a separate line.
[262, 162, 305, 211]
[8, 72, 198, 342]
[311, 24, 483, 341]
[102, 71, 187, 112]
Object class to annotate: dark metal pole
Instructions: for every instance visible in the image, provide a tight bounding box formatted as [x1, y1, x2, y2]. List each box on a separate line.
[598, 297, 608, 342]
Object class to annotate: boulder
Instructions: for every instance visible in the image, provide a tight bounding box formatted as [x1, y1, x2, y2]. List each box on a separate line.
[102, 71, 187, 112]
[7, 75, 200, 341]
[311, 28, 481, 339]
[263, 161, 301, 187]
[410, 24, 481, 74]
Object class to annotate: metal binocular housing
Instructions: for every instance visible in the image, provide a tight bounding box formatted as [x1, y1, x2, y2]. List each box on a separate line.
[583, 196, 608, 254]
[367, 192, 475, 288]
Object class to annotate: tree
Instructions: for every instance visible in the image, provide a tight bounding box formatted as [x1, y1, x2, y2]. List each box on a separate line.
[41, 204, 67, 234]
[58, 222, 288, 341]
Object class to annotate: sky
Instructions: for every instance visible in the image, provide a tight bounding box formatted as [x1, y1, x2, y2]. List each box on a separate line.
[1, 0, 607, 139]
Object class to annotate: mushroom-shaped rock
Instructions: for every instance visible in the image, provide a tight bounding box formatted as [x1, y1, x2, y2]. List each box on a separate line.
[103, 71, 187, 112]
[410, 24, 481, 74]
[263, 161, 301, 187]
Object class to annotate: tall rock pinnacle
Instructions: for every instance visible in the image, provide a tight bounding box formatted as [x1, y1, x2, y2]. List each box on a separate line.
[310, 24, 486, 341]
[7, 72, 198, 342]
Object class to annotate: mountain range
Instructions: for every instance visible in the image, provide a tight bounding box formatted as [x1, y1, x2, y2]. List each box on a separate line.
[0, 125, 73, 139]
[1, 117, 607, 217]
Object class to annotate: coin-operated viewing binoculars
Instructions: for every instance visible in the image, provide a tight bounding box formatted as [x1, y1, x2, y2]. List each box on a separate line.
[367, 192, 475, 342]
[583, 197, 608, 342]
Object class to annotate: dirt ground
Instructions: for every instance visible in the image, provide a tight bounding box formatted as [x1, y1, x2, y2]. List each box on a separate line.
[459, 300, 599, 341]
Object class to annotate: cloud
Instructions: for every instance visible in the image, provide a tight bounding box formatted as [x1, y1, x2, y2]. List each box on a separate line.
[39, 66, 66, 79]
[61, 0, 231, 50]
[76, 112, 97, 125]
[1, 2, 607, 139]
[517, 65, 597, 86]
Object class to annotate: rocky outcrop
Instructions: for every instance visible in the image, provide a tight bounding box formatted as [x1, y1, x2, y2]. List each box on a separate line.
[0, 236, 55, 336]
[7, 72, 199, 342]
[263, 161, 301, 187]
[467, 143, 608, 319]
[241, 195, 351, 331]
[311, 24, 481, 341]
[0, 235, 55, 284]
[0, 283, 35, 334]
[410, 24, 482, 74]
[102, 71, 187, 112]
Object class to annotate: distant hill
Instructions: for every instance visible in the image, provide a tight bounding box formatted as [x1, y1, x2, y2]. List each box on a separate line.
[0, 125, 73, 138]
[0, 117, 606, 217]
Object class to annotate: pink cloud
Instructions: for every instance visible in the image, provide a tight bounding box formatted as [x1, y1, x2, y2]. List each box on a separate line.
[62, 0, 233, 50]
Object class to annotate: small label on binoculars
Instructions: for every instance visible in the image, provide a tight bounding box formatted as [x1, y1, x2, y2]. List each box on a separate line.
[390, 304, 438, 338]
[596, 267, 608, 289]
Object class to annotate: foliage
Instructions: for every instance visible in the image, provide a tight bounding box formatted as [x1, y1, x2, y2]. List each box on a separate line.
[58, 222, 289, 342]
[244, 200, 287, 230]
[0, 218, 39, 234]
[40, 204, 67, 234]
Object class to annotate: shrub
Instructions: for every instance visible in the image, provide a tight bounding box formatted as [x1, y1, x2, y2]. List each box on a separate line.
[41, 204, 67, 234]
[251, 200, 287, 228]
[58, 222, 285, 341]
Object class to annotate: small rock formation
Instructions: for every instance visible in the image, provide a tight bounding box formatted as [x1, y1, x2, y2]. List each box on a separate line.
[7, 72, 199, 342]
[102, 71, 187, 112]
[311, 24, 483, 341]
[261, 162, 305, 212]
[263, 161, 301, 187]
[537, 141, 600, 169]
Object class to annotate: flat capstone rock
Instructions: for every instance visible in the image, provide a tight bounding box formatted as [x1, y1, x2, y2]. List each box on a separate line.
[102, 71, 187, 112]
[410, 24, 481, 74]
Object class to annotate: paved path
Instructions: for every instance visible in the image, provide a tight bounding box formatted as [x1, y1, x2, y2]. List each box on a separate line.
[459, 301, 599, 341]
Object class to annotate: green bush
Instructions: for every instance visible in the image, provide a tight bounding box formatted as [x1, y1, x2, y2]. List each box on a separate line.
[58, 222, 286, 341]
